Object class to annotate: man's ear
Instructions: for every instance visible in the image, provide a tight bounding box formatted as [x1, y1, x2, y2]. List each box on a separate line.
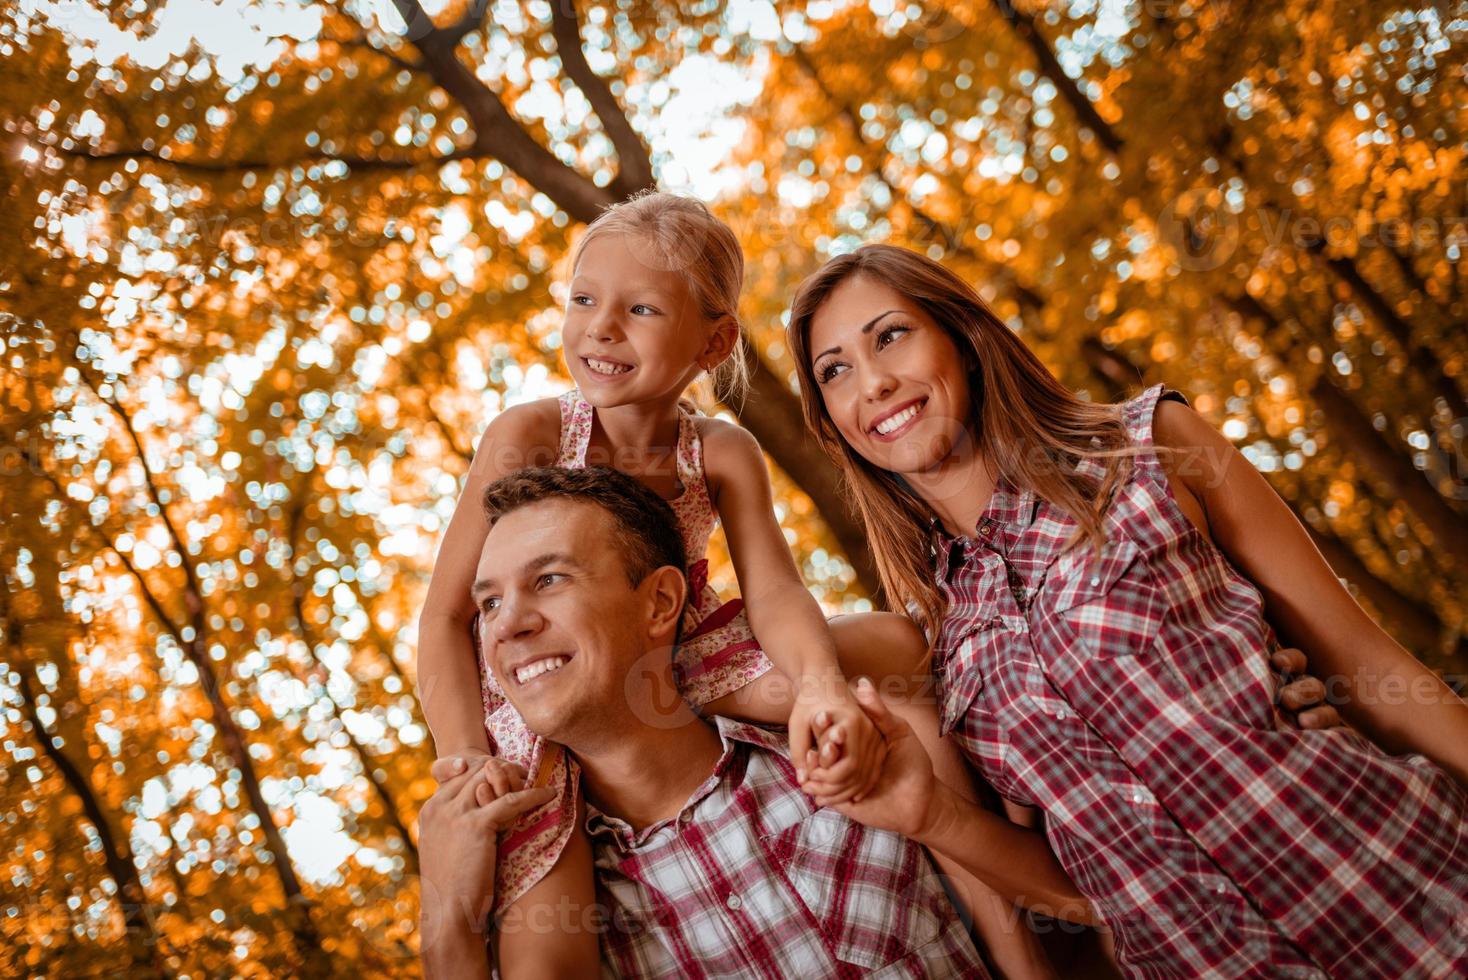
[641, 565, 687, 642]
[699, 316, 740, 372]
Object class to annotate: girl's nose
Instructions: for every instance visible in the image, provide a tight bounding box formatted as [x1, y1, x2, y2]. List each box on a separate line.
[585, 309, 622, 344]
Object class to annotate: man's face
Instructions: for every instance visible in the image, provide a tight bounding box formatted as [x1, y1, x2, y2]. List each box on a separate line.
[472, 498, 668, 745]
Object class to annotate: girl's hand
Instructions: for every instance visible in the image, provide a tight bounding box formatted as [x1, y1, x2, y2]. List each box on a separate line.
[431, 748, 494, 784]
[790, 671, 887, 805]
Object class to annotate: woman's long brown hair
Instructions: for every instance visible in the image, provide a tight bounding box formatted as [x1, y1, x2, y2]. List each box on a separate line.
[788, 244, 1139, 633]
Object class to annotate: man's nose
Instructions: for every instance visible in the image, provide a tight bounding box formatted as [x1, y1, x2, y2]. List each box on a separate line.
[491, 594, 545, 644]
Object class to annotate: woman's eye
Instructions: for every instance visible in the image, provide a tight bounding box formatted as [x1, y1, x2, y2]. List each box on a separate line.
[816, 361, 847, 384]
[876, 324, 909, 348]
[571, 294, 593, 306]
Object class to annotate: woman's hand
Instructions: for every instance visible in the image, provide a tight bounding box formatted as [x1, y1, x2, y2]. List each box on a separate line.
[805, 678, 938, 834]
[791, 671, 888, 805]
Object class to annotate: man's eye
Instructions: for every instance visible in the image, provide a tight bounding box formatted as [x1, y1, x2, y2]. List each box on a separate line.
[537, 573, 561, 588]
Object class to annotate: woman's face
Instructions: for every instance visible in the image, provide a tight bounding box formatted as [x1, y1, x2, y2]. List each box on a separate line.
[807, 274, 975, 477]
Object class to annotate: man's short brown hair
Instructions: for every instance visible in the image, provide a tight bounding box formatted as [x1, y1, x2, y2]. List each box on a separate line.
[482, 466, 686, 585]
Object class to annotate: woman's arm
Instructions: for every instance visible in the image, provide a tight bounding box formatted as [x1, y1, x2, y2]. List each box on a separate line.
[1153, 399, 1468, 786]
[826, 680, 1100, 927]
[417, 400, 559, 760]
[701, 421, 883, 800]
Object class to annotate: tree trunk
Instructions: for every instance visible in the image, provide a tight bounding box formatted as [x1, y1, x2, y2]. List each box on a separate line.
[288, 499, 421, 870]
[84, 380, 330, 973]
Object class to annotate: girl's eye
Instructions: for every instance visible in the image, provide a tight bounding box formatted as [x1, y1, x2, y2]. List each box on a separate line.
[483, 597, 501, 613]
[631, 303, 659, 315]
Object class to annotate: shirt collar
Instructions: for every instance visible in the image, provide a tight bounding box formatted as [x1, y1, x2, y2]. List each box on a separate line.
[583, 717, 784, 852]
[930, 475, 1041, 565]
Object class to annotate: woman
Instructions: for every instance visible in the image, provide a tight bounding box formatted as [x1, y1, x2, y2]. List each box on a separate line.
[787, 243, 1468, 978]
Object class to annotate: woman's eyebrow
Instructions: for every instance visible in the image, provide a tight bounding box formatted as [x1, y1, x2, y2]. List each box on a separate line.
[814, 309, 901, 361]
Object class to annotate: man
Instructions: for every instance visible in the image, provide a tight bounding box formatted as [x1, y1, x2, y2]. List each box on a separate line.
[419, 466, 1079, 978]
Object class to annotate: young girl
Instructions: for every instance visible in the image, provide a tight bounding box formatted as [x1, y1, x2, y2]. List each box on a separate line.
[788, 242, 1468, 978]
[417, 195, 1055, 977]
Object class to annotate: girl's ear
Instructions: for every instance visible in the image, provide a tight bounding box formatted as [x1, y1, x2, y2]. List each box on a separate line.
[642, 565, 688, 642]
[699, 315, 740, 371]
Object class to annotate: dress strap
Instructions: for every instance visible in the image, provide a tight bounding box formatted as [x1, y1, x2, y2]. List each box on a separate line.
[556, 389, 593, 468]
[670, 403, 718, 551]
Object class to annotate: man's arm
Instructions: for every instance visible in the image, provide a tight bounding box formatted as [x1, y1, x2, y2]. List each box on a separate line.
[419, 760, 556, 980]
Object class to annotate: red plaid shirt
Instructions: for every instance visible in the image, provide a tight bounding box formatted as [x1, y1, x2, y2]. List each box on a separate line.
[932, 384, 1468, 978]
[586, 718, 988, 979]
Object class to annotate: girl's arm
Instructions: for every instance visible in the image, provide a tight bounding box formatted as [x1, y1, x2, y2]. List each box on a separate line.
[702, 421, 884, 801]
[417, 401, 560, 760]
[1153, 399, 1468, 786]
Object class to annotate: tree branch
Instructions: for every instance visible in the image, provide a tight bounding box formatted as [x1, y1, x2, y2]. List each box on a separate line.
[391, 0, 615, 223]
[286, 495, 420, 869]
[53, 139, 481, 175]
[548, 0, 655, 199]
[999, 2, 1124, 155]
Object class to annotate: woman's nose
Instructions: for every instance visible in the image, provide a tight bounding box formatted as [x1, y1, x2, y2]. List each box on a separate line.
[860, 362, 897, 402]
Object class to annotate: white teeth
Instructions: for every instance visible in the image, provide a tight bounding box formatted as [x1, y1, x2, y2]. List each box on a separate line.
[515, 656, 568, 684]
[587, 357, 632, 375]
[875, 402, 923, 435]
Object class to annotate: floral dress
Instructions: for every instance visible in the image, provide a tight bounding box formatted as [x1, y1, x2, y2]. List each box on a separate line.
[474, 389, 774, 915]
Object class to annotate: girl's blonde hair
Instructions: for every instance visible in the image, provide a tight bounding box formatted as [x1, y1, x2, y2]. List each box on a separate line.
[571, 190, 750, 405]
[787, 244, 1139, 632]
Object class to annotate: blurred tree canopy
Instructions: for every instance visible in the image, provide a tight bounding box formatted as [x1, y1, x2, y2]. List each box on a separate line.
[1, 0, 1464, 975]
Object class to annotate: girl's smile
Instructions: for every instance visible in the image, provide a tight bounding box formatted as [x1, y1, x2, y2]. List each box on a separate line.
[561, 233, 714, 409]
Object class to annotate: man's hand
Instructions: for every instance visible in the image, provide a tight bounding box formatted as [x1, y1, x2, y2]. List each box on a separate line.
[431, 748, 494, 784]
[800, 678, 939, 837]
[1272, 647, 1346, 731]
[419, 759, 555, 980]
[789, 670, 887, 805]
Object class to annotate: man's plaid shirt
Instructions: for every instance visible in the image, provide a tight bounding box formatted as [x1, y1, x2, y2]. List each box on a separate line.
[587, 717, 989, 979]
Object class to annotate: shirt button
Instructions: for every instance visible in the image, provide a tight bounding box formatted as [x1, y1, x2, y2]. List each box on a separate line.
[1055, 709, 1067, 720]
[1131, 791, 1144, 804]
[1089, 575, 1101, 587]
[725, 894, 742, 911]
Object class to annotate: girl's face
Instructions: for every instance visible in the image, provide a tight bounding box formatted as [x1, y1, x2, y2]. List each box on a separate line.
[807, 275, 976, 476]
[562, 233, 731, 411]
